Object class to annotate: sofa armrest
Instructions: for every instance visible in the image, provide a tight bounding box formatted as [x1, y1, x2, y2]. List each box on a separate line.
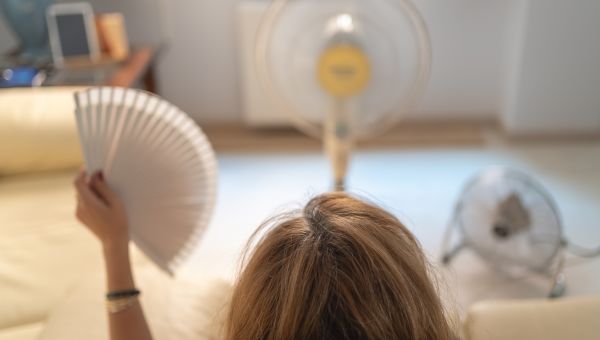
[464, 296, 600, 340]
[0, 87, 86, 176]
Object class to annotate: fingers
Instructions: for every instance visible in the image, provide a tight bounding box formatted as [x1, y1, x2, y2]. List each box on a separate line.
[74, 171, 104, 210]
[75, 200, 88, 224]
[74, 189, 91, 225]
[74, 168, 86, 186]
[90, 172, 119, 207]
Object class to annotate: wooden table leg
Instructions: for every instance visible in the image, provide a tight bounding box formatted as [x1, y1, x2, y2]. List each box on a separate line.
[144, 63, 157, 94]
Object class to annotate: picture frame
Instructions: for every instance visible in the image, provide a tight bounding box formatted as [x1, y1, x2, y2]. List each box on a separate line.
[46, 2, 100, 67]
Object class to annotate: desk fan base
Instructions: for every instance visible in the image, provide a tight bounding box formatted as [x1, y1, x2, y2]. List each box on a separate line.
[441, 219, 566, 298]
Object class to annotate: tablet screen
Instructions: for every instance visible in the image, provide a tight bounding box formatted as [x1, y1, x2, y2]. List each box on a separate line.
[56, 13, 91, 58]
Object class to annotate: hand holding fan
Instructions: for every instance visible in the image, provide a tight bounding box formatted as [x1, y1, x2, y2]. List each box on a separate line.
[74, 87, 217, 274]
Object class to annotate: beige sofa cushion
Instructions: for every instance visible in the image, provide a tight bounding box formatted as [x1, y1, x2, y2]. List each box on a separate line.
[0, 87, 85, 175]
[0, 322, 44, 340]
[39, 265, 232, 340]
[0, 168, 174, 338]
[464, 296, 600, 340]
[0, 170, 101, 331]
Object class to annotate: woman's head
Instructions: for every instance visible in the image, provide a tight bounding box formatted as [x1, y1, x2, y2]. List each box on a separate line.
[226, 192, 453, 340]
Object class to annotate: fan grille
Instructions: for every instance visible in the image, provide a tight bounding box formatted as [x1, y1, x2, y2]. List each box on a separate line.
[255, 0, 431, 139]
[457, 168, 563, 272]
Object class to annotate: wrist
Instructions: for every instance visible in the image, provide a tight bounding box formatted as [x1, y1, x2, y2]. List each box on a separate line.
[102, 241, 136, 292]
[102, 235, 129, 251]
[102, 240, 130, 260]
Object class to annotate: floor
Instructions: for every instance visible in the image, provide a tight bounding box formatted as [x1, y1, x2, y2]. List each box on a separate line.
[181, 129, 600, 318]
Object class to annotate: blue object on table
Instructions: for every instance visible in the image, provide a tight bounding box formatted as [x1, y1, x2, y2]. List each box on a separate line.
[0, 0, 54, 62]
[0, 66, 39, 87]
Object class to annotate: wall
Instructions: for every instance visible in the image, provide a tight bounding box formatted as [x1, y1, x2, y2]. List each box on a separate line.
[0, 16, 15, 53]
[0, 0, 163, 52]
[413, 0, 518, 120]
[84, 0, 242, 124]
[1, 0, 513, 123]
[154, 0, 241, 124]
[155, 0, 522, 123]
[1, 0, 598, 132]
[85, 0, 164, 46]
[503, 0, 600, 135]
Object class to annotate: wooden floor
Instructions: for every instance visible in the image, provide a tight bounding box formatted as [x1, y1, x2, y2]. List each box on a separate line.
[203, 121, 493, 152]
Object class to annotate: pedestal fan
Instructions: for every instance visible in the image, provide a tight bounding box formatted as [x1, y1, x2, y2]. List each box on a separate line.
[255, 0, 431, 190]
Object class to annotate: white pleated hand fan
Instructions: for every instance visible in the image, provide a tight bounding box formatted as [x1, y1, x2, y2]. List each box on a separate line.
[74, 87, 217, 274]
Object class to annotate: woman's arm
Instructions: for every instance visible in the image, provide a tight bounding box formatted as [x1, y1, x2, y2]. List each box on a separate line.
[74, 170, 153, 340]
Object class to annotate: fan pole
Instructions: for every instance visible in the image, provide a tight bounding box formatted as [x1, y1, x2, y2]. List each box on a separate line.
[325, 98, 351, 191]
[318, 39, 370, 192]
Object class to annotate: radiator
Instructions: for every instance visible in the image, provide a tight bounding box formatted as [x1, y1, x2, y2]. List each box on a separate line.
[237, 1, 290, 127]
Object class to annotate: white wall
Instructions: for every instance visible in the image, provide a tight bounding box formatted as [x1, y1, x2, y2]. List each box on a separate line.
[0, 0, 544, 124]
[503, 0, 600, 135]
[0, 16, 16, 54]
[0, 0, 163, 54]
[86, 0, 164, 46]
[1, 0, 599, 133]
[156, 0, 521, 123]
[52, 0, 241, 123]
[413, 0, 519, 120]
[152, 0, 600, 131]
[155, 0, 241, 124]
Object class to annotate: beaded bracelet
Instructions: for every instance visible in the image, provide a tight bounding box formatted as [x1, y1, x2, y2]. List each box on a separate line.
[106, 288, 140, 301]
[105, 289, 141, 314]
[106, 295, 139, 314]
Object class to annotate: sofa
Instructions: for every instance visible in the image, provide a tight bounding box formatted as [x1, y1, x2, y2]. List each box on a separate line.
[1, 87, 599, 340]
[464, 296, 600, 340]
[0, 87, 230, 340]
[0, 87, 96, 340]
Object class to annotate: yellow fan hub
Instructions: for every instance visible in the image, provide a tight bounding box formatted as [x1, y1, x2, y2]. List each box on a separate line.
[317, 44, 370, 97]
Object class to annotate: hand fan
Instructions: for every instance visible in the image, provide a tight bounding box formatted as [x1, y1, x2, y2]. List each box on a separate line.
[73, 87, 218, 274]
[256, 0, 431, 190]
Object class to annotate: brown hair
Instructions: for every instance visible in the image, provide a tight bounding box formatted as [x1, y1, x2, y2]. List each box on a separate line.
[226, 192, 454, 340]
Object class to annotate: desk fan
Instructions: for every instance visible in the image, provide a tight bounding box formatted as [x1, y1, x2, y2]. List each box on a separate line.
[256, 0, 431, 190]
[74, 87, 217, 274]
[442, 168, 600, 297]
